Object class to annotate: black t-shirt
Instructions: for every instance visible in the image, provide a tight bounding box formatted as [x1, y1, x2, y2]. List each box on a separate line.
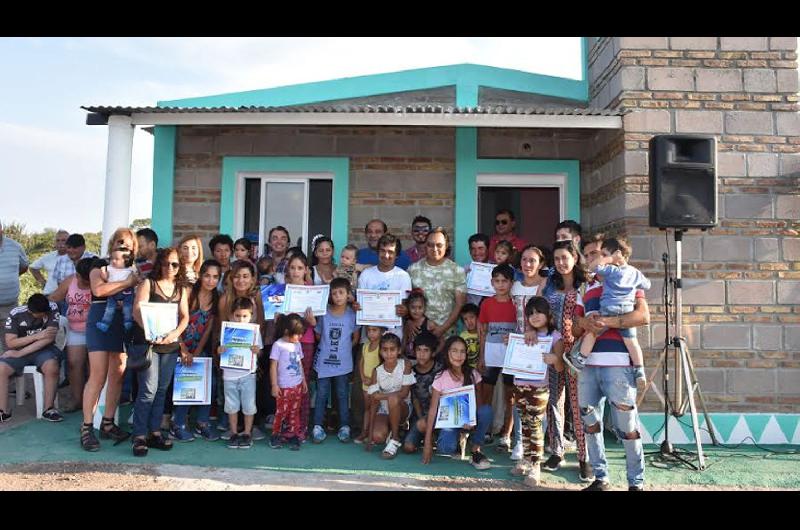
[411, 360, 442, 419]
[4, 302, 60, 338]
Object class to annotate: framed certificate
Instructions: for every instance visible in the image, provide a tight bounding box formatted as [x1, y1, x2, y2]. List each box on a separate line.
[356, 289, 402, 327]
[502, 333, 551, 382]
[219, 321, 260, 372]
[173, 358, 212, 405]
[466, 261, 495, 297]
[139, 302, 178, 342]
[435, 385, 477, 429]
[282, 284, 330, 316]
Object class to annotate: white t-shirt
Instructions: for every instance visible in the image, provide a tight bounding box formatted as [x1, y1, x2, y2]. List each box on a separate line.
[511, 280, 540, 334]
[30, 251, 61, 295]
[106, 264, 135, 283]
[357, 265, 412, 338]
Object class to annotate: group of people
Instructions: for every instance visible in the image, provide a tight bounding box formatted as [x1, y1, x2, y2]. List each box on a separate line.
[0, 212, 650, 491]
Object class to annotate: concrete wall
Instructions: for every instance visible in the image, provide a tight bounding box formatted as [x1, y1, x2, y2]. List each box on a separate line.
[588, 37, 800, 413]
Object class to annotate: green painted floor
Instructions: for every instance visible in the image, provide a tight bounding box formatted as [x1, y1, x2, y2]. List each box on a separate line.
[3, 405, 799, 489]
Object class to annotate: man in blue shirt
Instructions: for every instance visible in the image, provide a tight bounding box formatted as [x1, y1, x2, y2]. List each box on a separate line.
[356, 219, 411, 270]
[0, 220, 29, 355]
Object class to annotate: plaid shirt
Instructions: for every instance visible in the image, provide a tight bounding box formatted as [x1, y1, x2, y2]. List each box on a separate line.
[52, 251, 96, 286]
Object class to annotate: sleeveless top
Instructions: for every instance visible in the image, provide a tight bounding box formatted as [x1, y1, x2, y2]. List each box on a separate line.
[66, 278, 91, 332]
[146, 278, 183, 354]
[183, 306, 211, 354]
[373, 359, 416, 394]
[90, 258, 110, 302]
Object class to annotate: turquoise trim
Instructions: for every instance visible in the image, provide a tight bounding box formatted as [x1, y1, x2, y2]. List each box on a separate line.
[151, 126, 176, 245]
[220, 157, 350, 253]
[639, 413, 800, 445]
[454, 129, 478, 265]
[159, 62, 588, 108]
[581, 37, 590, 100]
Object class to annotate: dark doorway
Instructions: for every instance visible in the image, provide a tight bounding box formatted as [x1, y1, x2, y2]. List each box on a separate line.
[478, 187, 560, 250]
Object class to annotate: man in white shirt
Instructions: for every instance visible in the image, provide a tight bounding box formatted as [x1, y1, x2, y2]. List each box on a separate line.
[357, 233, 411, 338]
[28, 230, 69, 295]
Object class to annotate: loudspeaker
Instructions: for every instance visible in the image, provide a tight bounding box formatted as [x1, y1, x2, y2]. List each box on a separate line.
[649, 135, 718, 229]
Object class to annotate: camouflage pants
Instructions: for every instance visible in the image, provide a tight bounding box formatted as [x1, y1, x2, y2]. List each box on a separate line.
[513, 385, 549, 464]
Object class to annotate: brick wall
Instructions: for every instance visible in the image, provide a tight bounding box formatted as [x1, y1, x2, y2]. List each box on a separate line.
[588, 37, 800, 413]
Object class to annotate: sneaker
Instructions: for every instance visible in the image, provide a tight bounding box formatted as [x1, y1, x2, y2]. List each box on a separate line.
[312, 425, 327, 444]
[0, 409, 12, 423]
[42, 407, 64, 422]
[471, 451, 491, 470]
[269, 434, 283, 449]
[495, 435, 512, 453]
[542, 454, 563, 472]
[227, 433, 239, 449]
[510, 442, 524, 461]
[238, 433, 253, 449]
[629, 485, 644, 491]
[251, 426, 266, 441]
[579, 461, 595, 482]
[220, 429, 234, 441]
[583, 479, 611, 491]
[510, 460, 532, 476]
[484, 433, 494, 445]
[563, 350, 587, 374]
[193, 423, 220, 441]
[169, 424, 195, 442]
[288, 436, 301, 451]
[265, 414, 275, 430]
[337, 425, 351, 443]
[523, 463, 541, 487]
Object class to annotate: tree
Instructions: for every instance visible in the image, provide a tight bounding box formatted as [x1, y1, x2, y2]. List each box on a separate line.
[130, 218, 152, 230]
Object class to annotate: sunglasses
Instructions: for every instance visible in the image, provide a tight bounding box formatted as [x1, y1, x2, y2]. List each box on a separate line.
[495, 219, 509, 225]
[412, 226, 430, 233]
[167, 262, 181, 269]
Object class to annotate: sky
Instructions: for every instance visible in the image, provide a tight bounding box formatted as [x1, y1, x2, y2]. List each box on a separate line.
[0, 37, 583, 234]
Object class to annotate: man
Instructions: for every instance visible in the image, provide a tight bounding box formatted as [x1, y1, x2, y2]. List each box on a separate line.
[135, 228, 159, 279]
[404, 215, 431, 265]
[357, 219, 411, 270]
[465, 233, 490, 307]
[51, 234, 96, 288]
[209, 234, 234, 292]
[356, 233, 412, 339]
[0, 220, 29, 354]
[555, 220, 583, 249]
[0, 293, 63, 422]
[573, 233, 648, 491]
[487, 209, 526, 259]
[28, 230, 69, 296]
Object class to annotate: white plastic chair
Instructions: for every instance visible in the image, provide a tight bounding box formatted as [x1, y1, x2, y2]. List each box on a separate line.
[15, 365, 59, 419]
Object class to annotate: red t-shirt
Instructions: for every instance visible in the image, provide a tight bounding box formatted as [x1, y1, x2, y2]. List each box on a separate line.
[488, 233, 527, 259]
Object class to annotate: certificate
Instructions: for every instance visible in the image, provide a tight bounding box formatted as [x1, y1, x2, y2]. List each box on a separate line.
[356, 289, 402, 328]
[435, 385, 477, 429]
[282, 284, 330, 316]
[139, 302, 178, 342]
[219, 321, 260, 373]
[261, 283, 285, 320]
[172, 358, 212, 405]
[502, 333, 551, 382]
[466, 261, 495, 297]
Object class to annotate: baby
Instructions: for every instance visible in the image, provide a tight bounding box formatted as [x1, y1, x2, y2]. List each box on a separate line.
[96, 247, 136, 333]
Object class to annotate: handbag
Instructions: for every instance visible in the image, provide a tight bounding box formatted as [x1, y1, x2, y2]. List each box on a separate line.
[126, 344, 153, 372]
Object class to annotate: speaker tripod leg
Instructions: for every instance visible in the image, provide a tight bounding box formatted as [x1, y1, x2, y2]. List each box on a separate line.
[680, 339, 719, 446]
[677, 340, 706, 470]
[636, 345, 667, 409]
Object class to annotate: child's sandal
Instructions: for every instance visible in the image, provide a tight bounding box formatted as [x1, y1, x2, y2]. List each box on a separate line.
[381, 438, 401, 459]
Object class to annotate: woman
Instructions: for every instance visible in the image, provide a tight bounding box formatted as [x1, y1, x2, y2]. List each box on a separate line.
[266, 226, 290, 284]
[178, 235, 204, 285]
[49, 257, 94, 412]
[80, 228, 139, 451]
[540, 239, 590, 481]
[129, 247, 190, 456]
[310, 235, 335, 285]
[407, 228, 467, 338]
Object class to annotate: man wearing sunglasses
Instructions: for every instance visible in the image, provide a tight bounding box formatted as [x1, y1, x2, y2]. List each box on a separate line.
[487, 209, 527, 260]
[404, 215, 431, 265]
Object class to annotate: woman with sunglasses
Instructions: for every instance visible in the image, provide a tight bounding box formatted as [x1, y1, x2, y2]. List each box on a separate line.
[539, 239, 591, 482]
[129, 247, 190, 456]
[80, 228, 139, 451]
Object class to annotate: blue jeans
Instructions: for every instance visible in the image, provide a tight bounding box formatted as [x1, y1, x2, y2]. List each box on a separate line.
[512, 405, 522, 446]
[100, 291, 134, 330]
[132, 346, 179, 437]
[173, 356, 217, 427]
[313, 374, 350, 428]
[578, 365, 644, 487]
[436, 404, 492, 454]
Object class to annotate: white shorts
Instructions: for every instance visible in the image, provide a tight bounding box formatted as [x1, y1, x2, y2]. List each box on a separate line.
[66, 329, 87, 347]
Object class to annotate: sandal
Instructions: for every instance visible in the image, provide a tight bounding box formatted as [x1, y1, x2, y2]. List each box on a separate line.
[80, 422, 100, 452]
[132, 436, 149, 457]
[99, 417, 131, 445]
[381, 438, 402, 459]
[42, 407, 64, 422]
[147, 432, 174, 451]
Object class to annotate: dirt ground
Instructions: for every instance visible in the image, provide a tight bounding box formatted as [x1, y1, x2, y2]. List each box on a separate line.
[0, 461, 786, 491]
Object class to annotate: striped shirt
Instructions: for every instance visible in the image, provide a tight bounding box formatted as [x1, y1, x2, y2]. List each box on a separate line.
[52, 251, 97, 286]
[0, 237, 28, 305]
[583, 280, 645, 367]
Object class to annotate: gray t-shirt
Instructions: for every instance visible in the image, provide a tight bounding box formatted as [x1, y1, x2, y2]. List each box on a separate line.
[0, 238, 28, 305]
[314, 307, 357, 378]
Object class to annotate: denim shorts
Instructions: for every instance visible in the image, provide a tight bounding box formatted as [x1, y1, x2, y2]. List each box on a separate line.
[482, 366, 514, 386]
[601, 303, 636, 339]
[85, 303, 125, 352]
[223, 374, 257, 415]
[0, 344, 61, 376]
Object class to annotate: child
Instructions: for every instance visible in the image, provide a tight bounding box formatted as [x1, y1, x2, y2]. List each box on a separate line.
[494, 240, 523, 281]
[96, 247, 136, 333]
[365, 333, 416, 459]
[512, 296, 565, 486]
[422, 336, 492, 470]
[458, 303, 480, 369]
[568, 237, 650, 393]
[402, 333, 442, 453]
[233, 238, 253, 263]
[269, 313, 308, 450]
[333, 244, 360, 294]
[477, 264, 518, 453]
[403, 289, 438, 361]
[354, 325, 383, 444]
[256, 255, 275, 286]
[312, 277, 360, 444]
[217, 297, 261, 449]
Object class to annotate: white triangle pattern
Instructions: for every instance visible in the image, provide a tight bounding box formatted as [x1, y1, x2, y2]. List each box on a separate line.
[758, 416, 789, 445]
[792, 420, 800, 445]
[667, 416, 690, 444]
[639, 421, 652, 444]
[728, 416, 754, 445]
[697, 417, 722, 445]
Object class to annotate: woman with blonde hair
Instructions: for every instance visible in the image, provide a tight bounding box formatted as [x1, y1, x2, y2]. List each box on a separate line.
[178, 235, 204, 285]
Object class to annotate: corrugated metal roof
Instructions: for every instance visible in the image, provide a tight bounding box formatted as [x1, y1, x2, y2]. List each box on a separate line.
[82, 104, 624, 117]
